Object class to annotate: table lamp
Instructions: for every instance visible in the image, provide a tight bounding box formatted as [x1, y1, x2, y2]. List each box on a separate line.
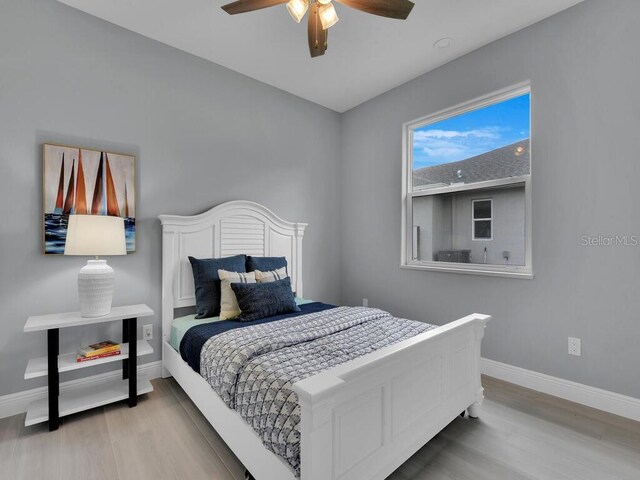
[64, 215, 127, 317]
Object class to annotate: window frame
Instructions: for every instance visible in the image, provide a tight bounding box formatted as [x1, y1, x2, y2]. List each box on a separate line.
[400, 82, 533, 279]
[472, 198, 493, 241]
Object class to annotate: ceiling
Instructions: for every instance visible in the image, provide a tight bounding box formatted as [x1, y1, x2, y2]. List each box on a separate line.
[57, 0, 583, 112]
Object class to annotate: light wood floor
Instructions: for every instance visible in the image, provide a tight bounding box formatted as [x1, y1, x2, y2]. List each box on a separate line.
[2, 376, 640, 480]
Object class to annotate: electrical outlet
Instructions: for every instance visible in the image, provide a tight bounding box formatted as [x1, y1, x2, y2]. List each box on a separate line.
[362, 298, 369, 307]
[568, 337, 581, 356]
[143, 324, 153, 341]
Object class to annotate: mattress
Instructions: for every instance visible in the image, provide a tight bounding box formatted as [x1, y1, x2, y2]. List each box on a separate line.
[170, 297, 314, 351]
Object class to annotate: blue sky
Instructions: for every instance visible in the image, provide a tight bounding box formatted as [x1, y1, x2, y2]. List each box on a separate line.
[413, 93, 530, 170]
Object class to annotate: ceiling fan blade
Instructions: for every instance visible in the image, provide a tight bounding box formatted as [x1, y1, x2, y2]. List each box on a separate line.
[335, 0, 414, 19]
[308, 2, 328, 58]
[221, 0, 287, 15]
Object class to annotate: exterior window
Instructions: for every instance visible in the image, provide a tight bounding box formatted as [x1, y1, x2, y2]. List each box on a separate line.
[472, 199, 492, 240]
[401, 83, 533, 278]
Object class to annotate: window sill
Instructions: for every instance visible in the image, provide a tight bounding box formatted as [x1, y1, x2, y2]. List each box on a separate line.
[400, 262, 534, 280]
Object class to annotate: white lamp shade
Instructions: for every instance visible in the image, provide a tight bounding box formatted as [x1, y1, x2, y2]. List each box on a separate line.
[286, 0, 309, 23]
[64, 215, 127, 256]
[319, 2, 339, 30]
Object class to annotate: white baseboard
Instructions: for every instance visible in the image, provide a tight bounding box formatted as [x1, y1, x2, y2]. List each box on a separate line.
[481, 358, 640, 423]
[0, 361, 162, 420]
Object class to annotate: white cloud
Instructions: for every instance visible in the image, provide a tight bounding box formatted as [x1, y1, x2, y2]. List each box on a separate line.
[413, 126, 502, 161]
[419, 138, 466, 158]
[414, 127, 500, 141]
[423, 146, 466, 157]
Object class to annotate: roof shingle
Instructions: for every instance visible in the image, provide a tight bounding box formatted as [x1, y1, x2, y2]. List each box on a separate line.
[413, 139, 530, 188]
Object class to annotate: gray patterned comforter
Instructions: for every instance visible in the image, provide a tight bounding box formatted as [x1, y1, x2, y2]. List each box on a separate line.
[200, 306, 435, 476]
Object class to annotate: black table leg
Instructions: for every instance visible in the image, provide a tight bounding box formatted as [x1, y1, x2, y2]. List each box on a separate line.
[122, 319, 129, 380]
[47, 328, 59, 431]
[127, 317, 137, 407]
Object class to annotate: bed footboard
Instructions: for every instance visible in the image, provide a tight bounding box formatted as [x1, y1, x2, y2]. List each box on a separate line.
[293, 313, 490, 480]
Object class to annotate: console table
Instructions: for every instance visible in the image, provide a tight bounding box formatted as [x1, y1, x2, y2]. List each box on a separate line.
[24, 304, 154, 431]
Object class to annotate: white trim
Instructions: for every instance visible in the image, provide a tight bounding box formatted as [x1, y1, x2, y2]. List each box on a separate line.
[405, 82, 532, 131]
[481, 358, 640, 422]
[400, 263, 534, 279]
[0, 361, 161, 420]
[401, 82, 533, 278]
[411, 175, 528, 197]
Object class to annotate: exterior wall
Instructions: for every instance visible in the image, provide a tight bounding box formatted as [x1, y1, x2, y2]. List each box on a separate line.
[413, 186, 525, 265]
[452, 187, 525, 266]
[412, 196, 434, 261]
[413, 195, 453, 262]
[432, 195, 453, 259]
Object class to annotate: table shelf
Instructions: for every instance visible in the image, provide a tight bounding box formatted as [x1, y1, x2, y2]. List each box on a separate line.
[25, 377, 153, 426]
[24, 340, 153, 379]
[24, 304, 153, 332]
[23, 303, 154, 431]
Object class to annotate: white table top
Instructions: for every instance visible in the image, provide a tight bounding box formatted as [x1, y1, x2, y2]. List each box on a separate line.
[24, 304, 154, 332]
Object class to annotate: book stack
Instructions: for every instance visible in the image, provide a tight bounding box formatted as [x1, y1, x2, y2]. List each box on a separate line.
[77, 340, 121, 363]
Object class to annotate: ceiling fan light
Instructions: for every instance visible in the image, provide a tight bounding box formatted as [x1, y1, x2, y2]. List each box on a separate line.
[286, 0, 309, 23]
[317, 0, 332, 4]
[318, 2, 339, 29]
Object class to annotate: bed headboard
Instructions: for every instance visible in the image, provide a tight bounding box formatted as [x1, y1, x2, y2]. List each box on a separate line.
[159, 200, 307, 344]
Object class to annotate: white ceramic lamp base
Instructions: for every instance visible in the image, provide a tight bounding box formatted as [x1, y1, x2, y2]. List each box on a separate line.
[78, 259, 115, 317]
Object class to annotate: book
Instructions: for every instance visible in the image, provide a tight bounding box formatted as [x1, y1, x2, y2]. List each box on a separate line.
[79, 340, 120, 358]
[76, 350, 121, 363]
[80, 346, 120, 357]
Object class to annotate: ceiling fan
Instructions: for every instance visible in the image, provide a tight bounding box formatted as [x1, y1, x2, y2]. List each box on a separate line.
[220, 0, 415, 58]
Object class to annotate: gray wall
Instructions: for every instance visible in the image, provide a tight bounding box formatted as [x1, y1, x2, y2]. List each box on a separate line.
[0, 0, 342, 396]
[2, 0, 639, 403]
[340, 0, 640, 398]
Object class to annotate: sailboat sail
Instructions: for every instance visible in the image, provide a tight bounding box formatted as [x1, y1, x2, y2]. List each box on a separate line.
[105, 154, 121, 217]
[91, 153, 105, 215]
[75, 149, 88, 214]
[53, 153, 65, 214]
[62, 159, 75, 215]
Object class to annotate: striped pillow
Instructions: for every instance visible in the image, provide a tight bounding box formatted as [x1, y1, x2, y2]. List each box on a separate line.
[254, 267, 288, 283]
[217, 269, 256, 320]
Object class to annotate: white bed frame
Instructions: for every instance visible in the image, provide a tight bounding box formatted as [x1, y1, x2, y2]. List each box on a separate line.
[160, 200, 490, 480]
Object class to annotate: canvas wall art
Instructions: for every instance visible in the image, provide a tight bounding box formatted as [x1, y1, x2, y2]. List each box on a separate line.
[43, 144, 136, 254]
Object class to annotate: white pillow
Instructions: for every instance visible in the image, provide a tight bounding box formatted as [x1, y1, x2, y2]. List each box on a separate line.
[217, 270, 256, 320]
[254, 267, 288, 283]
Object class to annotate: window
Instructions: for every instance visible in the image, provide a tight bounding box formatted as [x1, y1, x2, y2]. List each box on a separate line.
[401, 83, 533, 278]
[472, 199, 492, 240]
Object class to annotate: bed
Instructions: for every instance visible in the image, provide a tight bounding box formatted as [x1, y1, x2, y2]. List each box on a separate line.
[160, 200, 490, 480]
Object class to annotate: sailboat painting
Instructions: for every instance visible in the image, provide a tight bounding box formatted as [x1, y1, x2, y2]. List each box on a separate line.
[43, 144, 136, 254]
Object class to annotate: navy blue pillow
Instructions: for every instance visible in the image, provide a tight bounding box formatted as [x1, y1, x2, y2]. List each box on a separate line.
[246, 256, 288, 273]
[231, 277, 300, 322]
[189, 255, 246, 318]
